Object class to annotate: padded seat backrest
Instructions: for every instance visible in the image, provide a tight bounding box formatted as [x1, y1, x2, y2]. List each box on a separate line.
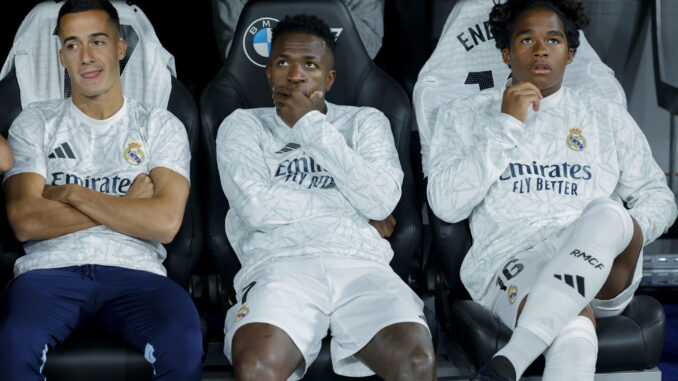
[414, 0, 627, 177]
[0, 0, 176, 109]
[201, 0, 421, 303]
[651, 0, 678, 114]
[421, 0, 629, 299]
[0, 1, 201, 288]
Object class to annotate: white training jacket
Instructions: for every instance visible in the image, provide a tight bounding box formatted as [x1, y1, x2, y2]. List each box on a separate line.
[427, 86, 677, 303]
[217, 102, 403, 290]
[5, 97, 190, 277]
[413, 0, 626, 177]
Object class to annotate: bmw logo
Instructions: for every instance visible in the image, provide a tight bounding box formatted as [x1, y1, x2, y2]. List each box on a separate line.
[243, 17, 279, 67]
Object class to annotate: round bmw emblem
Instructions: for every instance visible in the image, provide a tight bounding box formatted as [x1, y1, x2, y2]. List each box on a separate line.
[243, 17, 279, 67]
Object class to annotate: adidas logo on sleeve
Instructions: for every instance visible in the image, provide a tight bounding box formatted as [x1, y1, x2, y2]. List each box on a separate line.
[47, 142, 77, 159]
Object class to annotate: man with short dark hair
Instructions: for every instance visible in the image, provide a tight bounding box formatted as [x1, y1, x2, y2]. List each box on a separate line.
[217, 13, 435, 381]
[0, 1, 202, 379]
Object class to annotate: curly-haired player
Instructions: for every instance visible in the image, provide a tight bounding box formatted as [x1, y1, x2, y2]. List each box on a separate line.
[426, 1, 676, 380]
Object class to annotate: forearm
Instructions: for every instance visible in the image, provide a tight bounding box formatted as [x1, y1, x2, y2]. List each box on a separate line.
[427, 113, 523, 222]
[218, 112, 349, 231]
[614, 108, 678, 245]
[626, 183, 678, 245]
[221, 168, 347, 231]
[65, 185, 186, 243]
[7, 197, 98, 242]
[292, 111, 402, 220]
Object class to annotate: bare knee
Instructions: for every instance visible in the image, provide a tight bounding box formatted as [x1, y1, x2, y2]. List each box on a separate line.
[401, 345, 436, 380]
[394, 326, 436, 381]
[231, 323, 302, 381]
[359, 322, 436, 381]
[233, 351, 284, 381]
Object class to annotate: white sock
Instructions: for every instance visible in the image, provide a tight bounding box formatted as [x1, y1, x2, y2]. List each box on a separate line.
[498, 198, 633, 377]
[543, 316, 598, 381]
[494, 326, 548, 379]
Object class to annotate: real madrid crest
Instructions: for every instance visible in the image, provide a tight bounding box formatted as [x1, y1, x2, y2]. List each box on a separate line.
[234, 304, 250, 323]
[507, 285, 518, 305]
[566, 127, 586, 151]
[243, 17, 279, 67]
[124, 140, 146, 166]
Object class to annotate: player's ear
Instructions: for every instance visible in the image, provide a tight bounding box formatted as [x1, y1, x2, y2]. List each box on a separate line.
[58, 48, 66, 68]
[502, 48, 511, 67]
[325, 69, 336, 92]
[117, 38, 127, 61]
[566, 47, 574, 65]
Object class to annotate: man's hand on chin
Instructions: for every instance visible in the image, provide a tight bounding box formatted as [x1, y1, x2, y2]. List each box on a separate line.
[272, 85, 325, 127]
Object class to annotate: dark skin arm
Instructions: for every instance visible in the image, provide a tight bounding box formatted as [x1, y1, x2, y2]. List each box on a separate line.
[370, 215, 397, 238]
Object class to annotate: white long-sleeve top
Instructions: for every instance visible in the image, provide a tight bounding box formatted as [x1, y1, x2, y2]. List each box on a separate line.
[217, 102, 403, 290]
[413, 0, 626, 177]
[427, 86, 677, 303]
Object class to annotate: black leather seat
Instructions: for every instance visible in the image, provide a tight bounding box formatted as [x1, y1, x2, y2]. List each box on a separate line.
[421, 0, 667, 376]
[0, 70, 203, 381]
[0, 8, 204, 380]
[429, 212, 667, 375]
[199, 0, 426, 379]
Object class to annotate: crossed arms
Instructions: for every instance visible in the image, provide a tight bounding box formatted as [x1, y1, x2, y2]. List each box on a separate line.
[5, 167, 189, 243]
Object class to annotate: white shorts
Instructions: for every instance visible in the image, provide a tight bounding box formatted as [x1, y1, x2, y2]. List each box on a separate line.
[223, 256, 429, 380]
[483, 227, 643, 329]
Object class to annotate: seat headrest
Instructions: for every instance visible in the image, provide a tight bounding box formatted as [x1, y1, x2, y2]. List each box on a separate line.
[413, 0, 627, 177]
[0, 0, 176, 108]
[222, 0, 373, 108]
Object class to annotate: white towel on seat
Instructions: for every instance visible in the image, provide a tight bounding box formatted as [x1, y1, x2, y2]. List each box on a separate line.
[0, 0, 176, 109]
[413, 0, 626, 177]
